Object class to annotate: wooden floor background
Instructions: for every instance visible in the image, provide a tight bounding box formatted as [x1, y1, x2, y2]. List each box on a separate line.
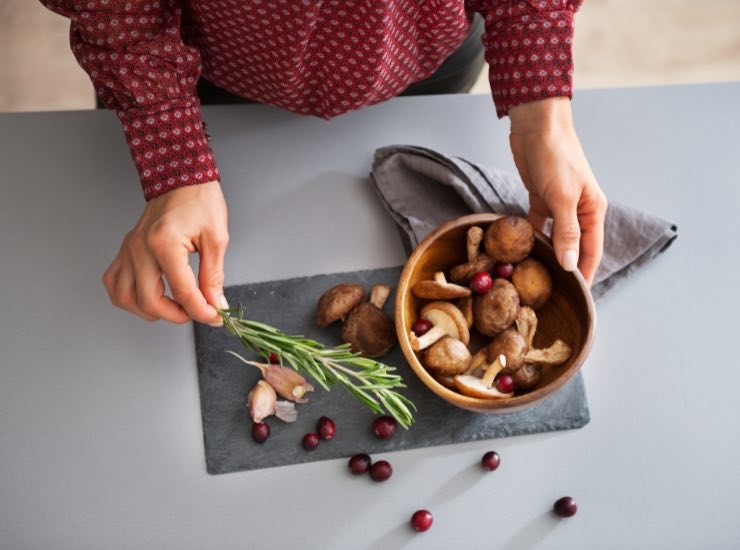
[2, 0, 739, 112]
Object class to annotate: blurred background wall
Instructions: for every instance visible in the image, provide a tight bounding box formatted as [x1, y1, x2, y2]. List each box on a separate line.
[2, 0, 739, 113]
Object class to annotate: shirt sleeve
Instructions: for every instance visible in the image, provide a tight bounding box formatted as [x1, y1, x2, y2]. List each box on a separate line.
[40, 0, 219, 200]
[468, 0, 583, 118]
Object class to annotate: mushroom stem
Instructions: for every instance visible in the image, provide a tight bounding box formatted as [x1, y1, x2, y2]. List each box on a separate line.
[368, 284, 391, 309]
[464, 348, 488, 375]
[515, 306, 538, 348]
[524, 339, 572, 366]
[433, 271, 447, 285]
[410, 324, 448, 351]
[466, 226, 484, 262]
[481, 354, 507, 388]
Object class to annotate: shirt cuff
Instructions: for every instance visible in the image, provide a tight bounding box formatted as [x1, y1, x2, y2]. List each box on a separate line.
[117, 97, 220, 201]
[485, 9, 576, 118]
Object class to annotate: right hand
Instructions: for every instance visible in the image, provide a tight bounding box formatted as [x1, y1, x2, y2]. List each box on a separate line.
[103, 180, 229, 325]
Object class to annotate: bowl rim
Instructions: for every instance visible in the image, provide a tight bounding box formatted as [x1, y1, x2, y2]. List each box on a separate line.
[395, 213, 596, 412]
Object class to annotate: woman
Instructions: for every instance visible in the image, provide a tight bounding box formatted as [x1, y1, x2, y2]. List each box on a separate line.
[41, 0, 607, 326]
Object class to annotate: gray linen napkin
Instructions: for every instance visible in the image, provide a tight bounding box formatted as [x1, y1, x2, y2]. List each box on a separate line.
[371, 145, 677, 300]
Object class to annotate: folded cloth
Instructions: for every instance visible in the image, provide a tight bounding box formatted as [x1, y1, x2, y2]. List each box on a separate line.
[371, 145, 677, 300]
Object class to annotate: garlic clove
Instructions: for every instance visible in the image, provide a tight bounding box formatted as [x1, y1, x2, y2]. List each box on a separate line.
[274, 400, 298, 423]
[247, 380, 277, 423]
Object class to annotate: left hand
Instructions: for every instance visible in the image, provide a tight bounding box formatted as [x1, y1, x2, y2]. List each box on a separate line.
[509, 97, 608, 286]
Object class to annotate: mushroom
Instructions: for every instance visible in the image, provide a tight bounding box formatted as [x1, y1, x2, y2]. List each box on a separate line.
[316, 283, 365, 327]
[512, 258, 553, 309]
[523, 339, 572, 366]
[424, 337, 472, 376]
[454, 354, 513, 399]
[515, 306, 538, 347]
[458, 295, 474, 329]
[409, 301, 470, 351]
[483, 216, 535, 263]
[450, 226, 496, 283]
[433, 374, 457, 390]
[513, 364, 542, 391]
[463, 347, 489, 376]
[341, 284, 395, 358]
[413, 272, 471, 300]
[473, 279, 520, 337]
[485, 328, 529, 373]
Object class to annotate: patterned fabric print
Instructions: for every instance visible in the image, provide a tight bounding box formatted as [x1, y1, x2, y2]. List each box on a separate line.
[41, 0, 581, 199]
[468, 0, 582, 117]
[182, 0, 470, 118]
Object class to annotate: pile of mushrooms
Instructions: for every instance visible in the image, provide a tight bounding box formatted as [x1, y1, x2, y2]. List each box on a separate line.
[316, 283, 396, 358]
[409, 216, 572, 399]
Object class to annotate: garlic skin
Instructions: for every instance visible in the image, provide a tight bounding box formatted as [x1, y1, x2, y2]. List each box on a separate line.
[247, 381, 277, 423]
[261, 364, 315, 403]
[247, 380, 298, 423]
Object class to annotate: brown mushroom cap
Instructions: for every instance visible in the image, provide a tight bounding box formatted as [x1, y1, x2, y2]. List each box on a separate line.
[341, 302, 395, 358]
[473, 279, 520, 337]
[513, 364, 542, 391]
[413, 272, 471, 300]
[425, 337, 472, 376]
[433, 373, 457, 390]
[512, 258, 553, 309]
[316, 283, 364, 327]
[486, 328, 529, 373]
[484, 216, 535, 263]
[450, 254, 496, 284]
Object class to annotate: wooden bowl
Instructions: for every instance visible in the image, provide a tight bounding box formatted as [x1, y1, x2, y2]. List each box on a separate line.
[395, 213, 595, 413]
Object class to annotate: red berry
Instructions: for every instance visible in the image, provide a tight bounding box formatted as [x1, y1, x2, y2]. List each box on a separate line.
[372, 416, 397, 440]
[302, 433, 320, 450]
[251, 422, 270, 443]
[470, 271, 493, 294]
[369, 460, 393, 481]
[268, 352, 279, 364]
[553, 496, 578, 518]
[410, 510, 433, 532]
[481, 451, 500, 471]
[494, 262, 514, 279]
[317, 416, 336, 440]
[412, 318, 433, 336]
[495, 373, 516, 394]
[348, 453, 371, 475]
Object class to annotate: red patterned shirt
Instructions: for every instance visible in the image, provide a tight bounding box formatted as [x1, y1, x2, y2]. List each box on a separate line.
[42, 0, 582, 200]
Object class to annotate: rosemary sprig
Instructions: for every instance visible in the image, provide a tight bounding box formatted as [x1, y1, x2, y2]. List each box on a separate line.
[218, 307, 416, 428]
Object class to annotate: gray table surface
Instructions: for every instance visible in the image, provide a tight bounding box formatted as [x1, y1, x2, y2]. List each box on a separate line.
[1, 83, 739, 549]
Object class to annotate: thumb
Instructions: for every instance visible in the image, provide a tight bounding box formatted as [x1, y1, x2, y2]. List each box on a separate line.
[198, 231, 229, 312]
[549, 198, 581, 273]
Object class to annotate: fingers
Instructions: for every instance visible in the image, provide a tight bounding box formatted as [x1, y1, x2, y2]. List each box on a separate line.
[198, 230, 230, 313]
[155, 242, 220, 325]
[576, 190, 608, 285]
[114, 258, 157, 321]
[548, 191, 581, 274]
[133, 255, 190, 324]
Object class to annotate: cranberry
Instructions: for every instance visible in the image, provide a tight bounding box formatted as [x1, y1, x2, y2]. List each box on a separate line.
[494, 262, 514, 279]
[495, 373, 516, 394]
[268, 352, 279, 364]
[317, 416, 336, 440]
[412, 318, 433, 336]
[251, 422, 270, 444]
[470, 271, 493, 294]
[348, 453, 371, 475]
[372, 416, 397, 440]
[410, 510, 433, 532]
[369, 460, 393, 482]
[481, 451, 501, 471]
[553, 496, 578, 518]
[302, 433, 320, 450]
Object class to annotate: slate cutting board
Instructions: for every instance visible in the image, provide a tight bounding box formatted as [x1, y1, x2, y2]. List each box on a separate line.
[194, 266, 590, 475]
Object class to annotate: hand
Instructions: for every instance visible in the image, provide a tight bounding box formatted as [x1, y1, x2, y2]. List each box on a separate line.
[509, 98, 607, 285]
[103, 180, 229, 325]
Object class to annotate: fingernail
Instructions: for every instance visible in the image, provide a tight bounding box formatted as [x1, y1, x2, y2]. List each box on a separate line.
[562, 249, 578, 271]
[219, 295, 229, 309]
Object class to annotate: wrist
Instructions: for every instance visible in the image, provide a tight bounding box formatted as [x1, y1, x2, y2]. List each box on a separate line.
[509, 98, 574, 136]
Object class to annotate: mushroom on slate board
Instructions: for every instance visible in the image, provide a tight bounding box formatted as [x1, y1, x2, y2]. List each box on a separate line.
[341, 284, 396, 358]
